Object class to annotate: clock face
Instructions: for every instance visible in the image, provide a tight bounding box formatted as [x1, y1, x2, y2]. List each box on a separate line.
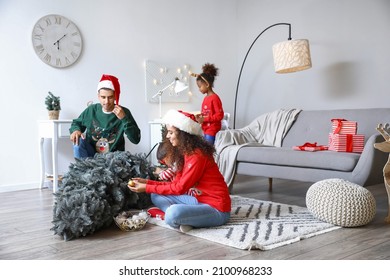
[32, 14, 83, 68]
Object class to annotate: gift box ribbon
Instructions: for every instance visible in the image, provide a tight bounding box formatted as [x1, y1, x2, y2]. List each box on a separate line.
[346, 134, 353, 152]
[331, 118, 347, 134]
[295, 142, 328, 151]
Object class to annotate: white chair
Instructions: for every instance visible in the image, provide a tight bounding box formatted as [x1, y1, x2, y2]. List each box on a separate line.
[221, 112, 230, 130]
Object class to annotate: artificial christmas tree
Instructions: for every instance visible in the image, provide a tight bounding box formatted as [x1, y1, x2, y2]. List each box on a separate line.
[51, 151, 157, 241]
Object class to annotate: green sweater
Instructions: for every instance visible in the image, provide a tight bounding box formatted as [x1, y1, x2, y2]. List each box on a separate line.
[70, 104, 141, 153]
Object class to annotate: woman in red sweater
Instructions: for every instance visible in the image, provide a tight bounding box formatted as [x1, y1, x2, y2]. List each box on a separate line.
[194, 63, 224, 145]
[129, 109, 231, 232]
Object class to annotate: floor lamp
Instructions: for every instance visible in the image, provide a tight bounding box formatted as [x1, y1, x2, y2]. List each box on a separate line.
[152, 77, 188, 119]
[232, 23, 312, 128]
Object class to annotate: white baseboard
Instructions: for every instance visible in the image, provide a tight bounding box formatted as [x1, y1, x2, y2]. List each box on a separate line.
[0, 182, 49, 193]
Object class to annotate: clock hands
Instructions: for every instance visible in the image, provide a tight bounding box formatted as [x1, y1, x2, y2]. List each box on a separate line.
[53, 34, 67, 50]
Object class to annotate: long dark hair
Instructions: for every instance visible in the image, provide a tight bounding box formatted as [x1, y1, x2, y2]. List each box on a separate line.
[170, 128, 215, 172]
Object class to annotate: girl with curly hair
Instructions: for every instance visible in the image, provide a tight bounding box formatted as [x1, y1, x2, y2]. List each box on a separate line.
[194, 63, 225, 145]
[129, 109, 231, 232]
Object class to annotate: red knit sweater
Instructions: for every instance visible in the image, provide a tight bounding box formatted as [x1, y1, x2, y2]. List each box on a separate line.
[200, 93, 224, 136]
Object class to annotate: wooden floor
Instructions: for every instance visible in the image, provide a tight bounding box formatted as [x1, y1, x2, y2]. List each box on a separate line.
[1, 175, 389, 260]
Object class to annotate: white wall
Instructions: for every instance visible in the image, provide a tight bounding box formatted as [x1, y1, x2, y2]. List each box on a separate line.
[1, 0, 389, 190]
[0, 0, 237, 189]
[234, 0, 390, 127]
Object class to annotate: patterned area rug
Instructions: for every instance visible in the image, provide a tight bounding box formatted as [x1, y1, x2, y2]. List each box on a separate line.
[148, 195, 341, 250]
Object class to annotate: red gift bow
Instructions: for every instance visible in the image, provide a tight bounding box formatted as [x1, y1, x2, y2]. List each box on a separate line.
[295, 142, 328, 151]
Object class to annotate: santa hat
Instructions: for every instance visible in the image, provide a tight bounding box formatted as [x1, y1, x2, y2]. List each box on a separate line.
[97, 74, 121, 105]
[162, 109, 202, 136]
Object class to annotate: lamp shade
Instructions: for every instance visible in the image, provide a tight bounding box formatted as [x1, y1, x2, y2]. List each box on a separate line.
[272, 39, 312, 73]
[174, 80, 188, 93]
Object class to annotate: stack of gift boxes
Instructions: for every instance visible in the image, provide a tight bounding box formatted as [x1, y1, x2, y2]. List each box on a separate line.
[328, 119, 365, 153]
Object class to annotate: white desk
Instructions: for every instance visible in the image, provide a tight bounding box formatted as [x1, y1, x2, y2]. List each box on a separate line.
[38, 120, 72, 192]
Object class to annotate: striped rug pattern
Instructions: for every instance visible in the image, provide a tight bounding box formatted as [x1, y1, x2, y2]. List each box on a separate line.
[148, 195, 340, 250]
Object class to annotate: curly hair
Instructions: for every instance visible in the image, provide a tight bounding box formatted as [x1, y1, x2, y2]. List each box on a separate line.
[170, 129, 215, 172]
[196, 63, 219, 88]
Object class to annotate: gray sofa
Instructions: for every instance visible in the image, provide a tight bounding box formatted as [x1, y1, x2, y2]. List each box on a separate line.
[219, 108, 390, 191]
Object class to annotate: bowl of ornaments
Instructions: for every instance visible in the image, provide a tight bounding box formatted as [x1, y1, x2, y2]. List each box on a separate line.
[114, 210, 151, 231]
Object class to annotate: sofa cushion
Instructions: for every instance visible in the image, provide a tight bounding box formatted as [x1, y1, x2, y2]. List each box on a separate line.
[236, 146, 360, 172]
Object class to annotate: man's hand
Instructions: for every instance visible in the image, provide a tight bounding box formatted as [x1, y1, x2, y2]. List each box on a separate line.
[70, 130, 84, 145]
[113, 105, 125, 120]
[195, 114, 204, 124]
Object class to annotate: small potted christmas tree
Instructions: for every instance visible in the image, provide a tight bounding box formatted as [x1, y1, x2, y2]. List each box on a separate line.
[45, 91, 61, 120]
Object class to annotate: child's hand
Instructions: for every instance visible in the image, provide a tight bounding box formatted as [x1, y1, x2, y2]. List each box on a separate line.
[195, 114, 204, 124]
[153, 167, 166, 175]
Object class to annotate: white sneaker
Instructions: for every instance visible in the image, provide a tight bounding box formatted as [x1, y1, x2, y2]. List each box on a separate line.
[179, 225, 193, 233]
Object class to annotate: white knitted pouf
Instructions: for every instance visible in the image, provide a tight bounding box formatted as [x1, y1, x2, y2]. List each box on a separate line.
[306, 178, 376, 227]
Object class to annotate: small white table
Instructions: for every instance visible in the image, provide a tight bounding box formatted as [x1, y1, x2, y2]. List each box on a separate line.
[38, 120, 72, 192]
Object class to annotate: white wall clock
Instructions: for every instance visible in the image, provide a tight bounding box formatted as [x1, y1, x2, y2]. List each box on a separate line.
[32, 14, 83, 68]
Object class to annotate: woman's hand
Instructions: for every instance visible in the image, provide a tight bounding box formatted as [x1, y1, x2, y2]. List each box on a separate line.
[128, 178, 147, 193]
[132, 177, 147, 184]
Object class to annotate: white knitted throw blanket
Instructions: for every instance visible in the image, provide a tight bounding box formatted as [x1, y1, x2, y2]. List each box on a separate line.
[214, 109, 301, 186]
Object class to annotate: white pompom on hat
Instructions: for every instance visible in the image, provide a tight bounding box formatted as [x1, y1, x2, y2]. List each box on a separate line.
[162, 109, 203, 136]
[97, 74, 121, 105]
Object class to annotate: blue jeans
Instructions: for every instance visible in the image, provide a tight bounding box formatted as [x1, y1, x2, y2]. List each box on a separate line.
[151, 193, 230, 229]
[204, 134, 216, 145]
[73, 137, 96, 159]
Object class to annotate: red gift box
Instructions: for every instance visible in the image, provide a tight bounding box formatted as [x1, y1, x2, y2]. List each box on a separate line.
[293, 142, 328, 152]
[331, 119, 357, 134]
[328, 133, 364, 153]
